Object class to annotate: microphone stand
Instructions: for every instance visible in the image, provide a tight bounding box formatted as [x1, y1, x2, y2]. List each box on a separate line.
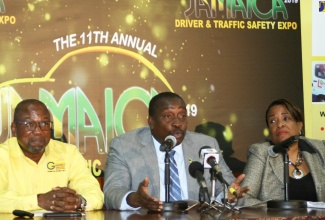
[284, 153, 290, 200]
[209, 169, 240, 213]
[164, 151, 171, 203]
[193, 169, 237, 213]
[185, 186, 213, 212]
[210, 168, 217, 203]
[161, 151, 188, 212]
[267, 150, 306, 209]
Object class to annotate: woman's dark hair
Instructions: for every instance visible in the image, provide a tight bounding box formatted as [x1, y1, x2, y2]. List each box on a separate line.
[265, 99, 305, 136]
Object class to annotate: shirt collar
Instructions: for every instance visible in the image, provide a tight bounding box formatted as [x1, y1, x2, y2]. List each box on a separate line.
[268, 136, 317, 154]
[298, 138, 317, 154]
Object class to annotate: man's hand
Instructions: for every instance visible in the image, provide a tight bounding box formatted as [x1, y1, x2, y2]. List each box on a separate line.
[126, 177, 163, 211]
[228, 174, 250, 203]
[38, 187, 80, 212]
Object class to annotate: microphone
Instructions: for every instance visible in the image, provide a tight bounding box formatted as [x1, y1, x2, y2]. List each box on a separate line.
[213, 165, 238, 198]
[13, 210, 34, 218]
[198, 146, 237, 198]
[199, 146, 219, 169]
[159, 135, 177, 151]
[189, 161, 210, 202]
[268, 135, 299, 157]
[189, 161, 208, 191]
[207, 156, 219, 173]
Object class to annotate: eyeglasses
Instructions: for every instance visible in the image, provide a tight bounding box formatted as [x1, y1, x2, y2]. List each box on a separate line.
[14, 121, 53, 132]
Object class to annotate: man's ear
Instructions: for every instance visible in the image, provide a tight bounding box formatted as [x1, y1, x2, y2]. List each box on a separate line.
[148, 116, 154, 129]
[11, 122, 17, 136]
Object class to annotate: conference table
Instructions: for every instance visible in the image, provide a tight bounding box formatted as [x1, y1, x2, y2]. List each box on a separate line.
[3, 205, 325, 220]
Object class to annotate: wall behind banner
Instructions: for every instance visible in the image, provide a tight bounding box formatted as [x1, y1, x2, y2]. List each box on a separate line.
[0, 0, 303, 173]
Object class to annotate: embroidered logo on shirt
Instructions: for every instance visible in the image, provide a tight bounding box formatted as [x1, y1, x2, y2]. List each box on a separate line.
[47, 162, 66, 172]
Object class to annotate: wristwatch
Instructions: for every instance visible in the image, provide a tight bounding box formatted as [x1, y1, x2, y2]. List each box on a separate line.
[78, 195, 87, 211]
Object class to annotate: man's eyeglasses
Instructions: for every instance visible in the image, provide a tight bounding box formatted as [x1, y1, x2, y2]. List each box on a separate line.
[14, 121, 53, 132]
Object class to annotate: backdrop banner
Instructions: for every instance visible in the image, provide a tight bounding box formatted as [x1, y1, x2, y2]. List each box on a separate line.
[307, 1, 325, 139]
[0, 0, 303, 174]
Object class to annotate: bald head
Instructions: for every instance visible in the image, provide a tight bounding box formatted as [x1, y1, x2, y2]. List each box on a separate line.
[14, 99, 50, 121]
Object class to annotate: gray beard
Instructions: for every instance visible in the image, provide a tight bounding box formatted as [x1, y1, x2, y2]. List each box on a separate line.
[28, 145, 45, 154]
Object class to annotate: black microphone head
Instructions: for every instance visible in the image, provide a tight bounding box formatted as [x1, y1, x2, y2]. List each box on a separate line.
[165, 135, 177, 148]
[268, 145, 278, 157]
[159, 135, 177, 151]
[206, 155, 217, 165]
[282, 135, 299, 146]
[189, 161, 204, 178]
[272, 135, 300, 154]
[13, 210, 34, 218]
[198, 146, 211, 157]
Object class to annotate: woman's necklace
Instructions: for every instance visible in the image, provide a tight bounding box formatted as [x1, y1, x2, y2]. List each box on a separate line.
[289, 149, 304, 179]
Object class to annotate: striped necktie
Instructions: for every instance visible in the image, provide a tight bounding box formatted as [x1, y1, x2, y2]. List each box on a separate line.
[169, 150, 182, 201]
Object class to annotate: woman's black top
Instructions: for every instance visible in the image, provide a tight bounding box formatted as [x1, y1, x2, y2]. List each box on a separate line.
[289, 172, 317, 201]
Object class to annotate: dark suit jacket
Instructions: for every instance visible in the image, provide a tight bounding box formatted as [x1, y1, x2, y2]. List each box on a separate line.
[103, 127, 235, 210]
[239, 136, 325, 206]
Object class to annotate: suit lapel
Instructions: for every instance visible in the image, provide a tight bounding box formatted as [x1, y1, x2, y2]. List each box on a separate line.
[269, 154, 284, 185]
[182, 134, 201, 200]
[139, 128, 160, 198]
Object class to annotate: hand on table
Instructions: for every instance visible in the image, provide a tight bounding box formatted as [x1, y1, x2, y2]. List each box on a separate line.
[127, 177, 163, 211]
[38, 187, 81, 212]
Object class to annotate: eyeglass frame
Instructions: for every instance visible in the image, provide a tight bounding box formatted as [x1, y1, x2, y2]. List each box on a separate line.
[14, 121, 53, 132]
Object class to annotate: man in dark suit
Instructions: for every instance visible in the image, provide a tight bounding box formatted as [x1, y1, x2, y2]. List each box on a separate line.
[103, 92, 249, 211]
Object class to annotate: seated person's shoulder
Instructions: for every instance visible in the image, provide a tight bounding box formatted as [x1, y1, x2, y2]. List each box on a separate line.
[248, 141, 270, 153]
[188, 130, 217, 143]
[0, 143, 10, 161]
[0, 138, 20, 157]
[0, 142, 10, 152]
[112, 126, 150, 141]
[301, 137, 325, 149]
[49, 139, 79, 153]
[191, 130, 214, 138]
